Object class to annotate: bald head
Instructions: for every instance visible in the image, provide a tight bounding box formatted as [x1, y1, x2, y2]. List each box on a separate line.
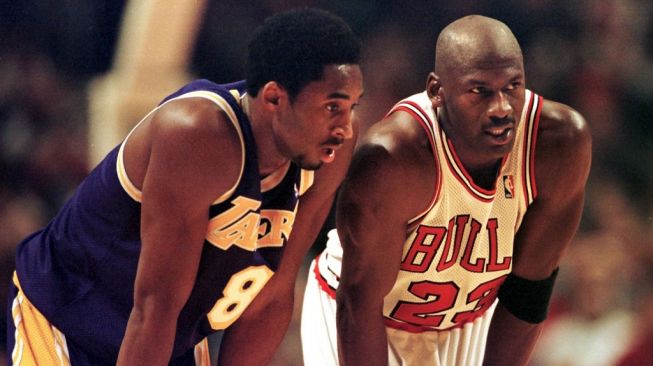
[435, 15, 523, 76]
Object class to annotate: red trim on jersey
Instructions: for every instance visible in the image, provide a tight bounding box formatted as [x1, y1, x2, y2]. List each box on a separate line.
[383, 309, 487, 333]
[521, 93, 536, 207]
[313, 254, 337, 299]
[406, 219, 421, 234]
[388, 100, 442, 225]
[442, 135, 505, 203]
[529, 95, 543, 199]
[520, 93, 542, 206]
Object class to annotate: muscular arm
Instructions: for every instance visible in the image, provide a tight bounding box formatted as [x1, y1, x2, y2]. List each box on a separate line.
[117, 99, 241, 365]
[337, 114, 435, 365]
[216, 125, 359, 365]
[484, 101, 592, 366]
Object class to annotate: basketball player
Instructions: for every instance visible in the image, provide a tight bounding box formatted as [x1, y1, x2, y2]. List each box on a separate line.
[301, 15, 591, 365]
[7, 8, 363, 366]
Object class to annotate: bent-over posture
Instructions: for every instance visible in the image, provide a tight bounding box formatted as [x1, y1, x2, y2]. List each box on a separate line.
[301, 14, 591, 366]
[8, 8, 363, 366]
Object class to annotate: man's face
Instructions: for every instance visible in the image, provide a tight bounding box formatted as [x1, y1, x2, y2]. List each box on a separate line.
[273, 64, 364, 170]
[438, 57, 526, 166]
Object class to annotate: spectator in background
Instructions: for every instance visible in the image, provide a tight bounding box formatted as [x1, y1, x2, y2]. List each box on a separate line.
[1, 2, 653, 365]
[531, 231, 637, 366]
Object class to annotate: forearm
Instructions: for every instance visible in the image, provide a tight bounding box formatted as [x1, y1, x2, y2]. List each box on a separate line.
[216, 192, 335, 365]
[337, 301, 389, 366]
[483, 303, 542, 366]
[217, 279, 294, 366]
[117, 308, 177, 365]
[217, 313, 292, 365]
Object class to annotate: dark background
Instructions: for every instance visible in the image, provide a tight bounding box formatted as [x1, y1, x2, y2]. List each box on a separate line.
[1, 1, 652, 365]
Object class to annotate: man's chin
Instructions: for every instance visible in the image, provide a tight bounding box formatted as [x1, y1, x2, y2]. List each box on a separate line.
[292, 156, 323, 171]
[299, 161, 323, 171]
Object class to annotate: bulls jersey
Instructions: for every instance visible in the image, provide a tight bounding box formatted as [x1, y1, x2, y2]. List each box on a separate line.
[14, 79, 314, 364]
[380, 89, 541, 331]
[306, 89, 541, 365]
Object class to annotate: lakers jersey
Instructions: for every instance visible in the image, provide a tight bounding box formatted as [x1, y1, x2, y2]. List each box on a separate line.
[14, 79, 314, 363]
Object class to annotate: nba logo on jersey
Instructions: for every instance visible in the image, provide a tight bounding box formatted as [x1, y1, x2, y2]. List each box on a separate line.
[503, 175, 515, 199]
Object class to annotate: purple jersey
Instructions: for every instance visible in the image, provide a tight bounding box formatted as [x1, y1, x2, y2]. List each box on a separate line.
[14, 79, 311, 364]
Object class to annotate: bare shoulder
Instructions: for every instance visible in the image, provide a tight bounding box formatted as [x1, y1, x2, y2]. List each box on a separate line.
[361, 110, 433, 168]
[538, 99, 592, 161]
[356, 112, 432, 181]
[535, 99, 592, 199]
[151, 97, 241, 143]
[510, 99, 592, 278]
[126, 96, 242, 195]
[340, 111, 436, 221]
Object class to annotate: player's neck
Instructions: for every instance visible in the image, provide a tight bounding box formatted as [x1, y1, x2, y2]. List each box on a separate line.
[470, 161, 502, 190]
[451, 145, 502, 190]
[243, 94, 290, 177]
[437, 109, 503, 189]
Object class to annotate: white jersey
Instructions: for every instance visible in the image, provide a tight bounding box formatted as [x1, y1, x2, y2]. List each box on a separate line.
[302, 90, 542, 365]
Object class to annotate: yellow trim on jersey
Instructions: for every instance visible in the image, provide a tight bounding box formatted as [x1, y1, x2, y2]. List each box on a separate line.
[117, 141, 143, 202]
[261, 164, 313, 195]
[298, 169, 315, 196]
[229, 89, 241, 102]
[115, 90, 246, 205]
[261, 161, 291, 193]
[10, 272, 71, 366]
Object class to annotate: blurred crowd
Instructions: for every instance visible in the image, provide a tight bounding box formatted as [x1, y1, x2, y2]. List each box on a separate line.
[1, 1, 652, 365]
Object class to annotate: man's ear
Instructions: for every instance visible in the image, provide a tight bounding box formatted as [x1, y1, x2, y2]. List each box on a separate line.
[426, 72, 444, 107]
[261, 82, 287, 109]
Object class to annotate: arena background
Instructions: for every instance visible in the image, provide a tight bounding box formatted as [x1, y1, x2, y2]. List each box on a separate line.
[1, 1, 652, 365]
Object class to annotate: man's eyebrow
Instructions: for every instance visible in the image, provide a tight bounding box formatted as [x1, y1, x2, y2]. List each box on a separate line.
[465, 79, 489, 86]
[327, 92, 350, 100]
[464, 75, 523, 86]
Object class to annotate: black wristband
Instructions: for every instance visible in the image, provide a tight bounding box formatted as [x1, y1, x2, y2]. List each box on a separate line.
[498, 268, 559, 323]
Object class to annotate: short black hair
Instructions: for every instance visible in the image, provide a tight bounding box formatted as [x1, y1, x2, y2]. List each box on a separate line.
[246, 8, 361, 101]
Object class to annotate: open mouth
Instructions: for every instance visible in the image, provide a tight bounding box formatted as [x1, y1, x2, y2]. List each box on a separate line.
[320, 146, 337, 163]
[484, 126, 513, 145]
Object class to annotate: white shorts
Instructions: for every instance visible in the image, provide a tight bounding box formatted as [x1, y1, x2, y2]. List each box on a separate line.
[301, 258, 340, 366]
[300, 255, 497, 366]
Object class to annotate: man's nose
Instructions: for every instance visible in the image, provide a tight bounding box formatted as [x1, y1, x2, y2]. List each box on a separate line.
[333, 115, 354, 140]
[487, 91, 512, 119]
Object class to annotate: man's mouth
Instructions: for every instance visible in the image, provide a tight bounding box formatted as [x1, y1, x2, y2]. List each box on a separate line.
[324, 147, 335, 158]
[320, 145, 340, 163]
[484, 125, 513, 145]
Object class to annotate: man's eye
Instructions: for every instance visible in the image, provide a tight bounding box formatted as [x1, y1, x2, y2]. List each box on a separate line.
[326, 104, 340, 112]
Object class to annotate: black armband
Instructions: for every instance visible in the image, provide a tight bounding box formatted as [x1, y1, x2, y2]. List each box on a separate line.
[497, 268, 559, 324]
